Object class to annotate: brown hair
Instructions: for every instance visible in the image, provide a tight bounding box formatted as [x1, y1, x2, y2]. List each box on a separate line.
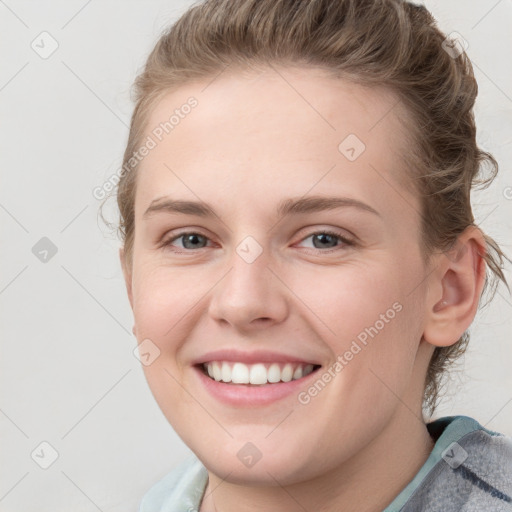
[103, 0, 510, 417]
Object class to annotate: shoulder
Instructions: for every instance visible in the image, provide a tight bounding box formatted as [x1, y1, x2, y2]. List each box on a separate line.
[400, 415, 512, 511]
[139, 455, 208, 512]
[453, 418, 512, 509]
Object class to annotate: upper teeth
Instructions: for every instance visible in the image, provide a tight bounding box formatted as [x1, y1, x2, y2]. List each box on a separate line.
[203, 361, 316, 385]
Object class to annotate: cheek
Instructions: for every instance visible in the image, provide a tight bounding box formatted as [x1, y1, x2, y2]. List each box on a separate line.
[141, 363, 206, 446]
[294, 263, 405, 338]
[299, 259, 422, 378]
[131, 264, 202, 340]
[131, 267, 199, 406]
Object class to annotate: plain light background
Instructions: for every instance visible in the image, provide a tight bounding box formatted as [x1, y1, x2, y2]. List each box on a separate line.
[0, 1, 511, 511]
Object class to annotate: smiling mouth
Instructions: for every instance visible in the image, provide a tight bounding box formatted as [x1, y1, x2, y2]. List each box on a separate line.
[199, 361, 322, 385]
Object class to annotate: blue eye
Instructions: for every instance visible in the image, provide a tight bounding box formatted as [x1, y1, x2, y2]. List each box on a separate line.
[163, 232, 210, 250]
[160, 230, 354, 253]
[298, 231, 353, 251]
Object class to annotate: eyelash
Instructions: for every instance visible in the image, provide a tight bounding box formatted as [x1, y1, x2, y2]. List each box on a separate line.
[159, 229, 355, 254]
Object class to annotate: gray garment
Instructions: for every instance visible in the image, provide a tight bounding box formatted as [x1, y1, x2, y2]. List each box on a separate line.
[140, 415, 512, 511]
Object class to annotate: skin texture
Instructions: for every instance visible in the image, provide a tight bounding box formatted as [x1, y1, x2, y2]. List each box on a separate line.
[120, 66, 486, 512]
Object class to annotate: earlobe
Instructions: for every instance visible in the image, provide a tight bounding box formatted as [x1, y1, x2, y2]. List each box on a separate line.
[423, 226, 487, 348]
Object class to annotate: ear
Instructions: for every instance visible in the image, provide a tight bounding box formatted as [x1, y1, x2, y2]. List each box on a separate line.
[423, 226, 487, 348]
[119, 246, 134, 312]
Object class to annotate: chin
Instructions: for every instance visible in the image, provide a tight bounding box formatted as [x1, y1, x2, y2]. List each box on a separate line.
[192, 436, 320, 487]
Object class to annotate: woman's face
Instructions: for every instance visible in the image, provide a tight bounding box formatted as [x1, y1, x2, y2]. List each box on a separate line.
[121, 67, 435, 485]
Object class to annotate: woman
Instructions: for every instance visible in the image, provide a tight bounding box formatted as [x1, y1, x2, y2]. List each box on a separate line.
[112, 0, 512, 510]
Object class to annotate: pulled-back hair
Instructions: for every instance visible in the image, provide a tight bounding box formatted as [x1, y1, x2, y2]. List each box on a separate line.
[105, 0, 509, 417]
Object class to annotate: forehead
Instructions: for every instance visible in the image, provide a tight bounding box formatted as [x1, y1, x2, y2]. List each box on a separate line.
[134, 66, 418, 224]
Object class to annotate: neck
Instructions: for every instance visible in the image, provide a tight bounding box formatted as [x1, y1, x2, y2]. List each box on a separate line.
[200, 408, 435, 512]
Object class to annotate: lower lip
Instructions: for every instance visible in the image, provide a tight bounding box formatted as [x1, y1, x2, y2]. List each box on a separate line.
[193, 365, 321, 406]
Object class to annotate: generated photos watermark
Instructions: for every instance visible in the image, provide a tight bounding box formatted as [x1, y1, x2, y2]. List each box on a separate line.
[92, 96, 198, 200]
[297, 301, 403, 404]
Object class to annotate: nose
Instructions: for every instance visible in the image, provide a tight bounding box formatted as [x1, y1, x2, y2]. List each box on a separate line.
[208, 244, 289, 332]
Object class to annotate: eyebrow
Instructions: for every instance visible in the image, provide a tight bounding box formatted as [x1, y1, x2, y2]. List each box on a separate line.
[143, 195, 381, 220]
